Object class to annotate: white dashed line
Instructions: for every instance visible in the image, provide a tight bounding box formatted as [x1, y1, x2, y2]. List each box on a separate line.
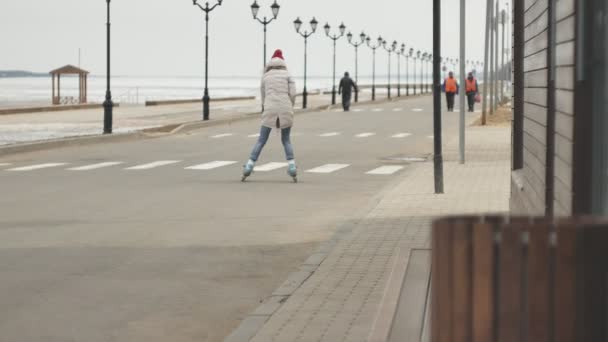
[391, 133, 412, 138]
[352, 109, 364, 112]
[306, 164, 350, 174]
[211, 133, 234, 139]
[366, 166, 404, 175]
[7, 163, 68, 171]
[126, 161, 181, 170]
[67, 162, 124, 171]
[412, 108, 423, 112]
[185, 161, 238, 170]
[254, 162, 288, 172]
[427, 135, 434, 139]
[248, 133, 261, 138]
[372, 108, 383, 112]
[319, 132, 341, 137]
[392, 108, 404, 112]
[0, 163, 12, 167]
[355, 133, 376, 138]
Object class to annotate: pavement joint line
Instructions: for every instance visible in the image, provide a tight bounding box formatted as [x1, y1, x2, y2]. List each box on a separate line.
[0, 95, 425, 157]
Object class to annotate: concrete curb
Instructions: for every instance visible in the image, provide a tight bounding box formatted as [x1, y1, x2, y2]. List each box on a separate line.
[0, 95, 423, 157]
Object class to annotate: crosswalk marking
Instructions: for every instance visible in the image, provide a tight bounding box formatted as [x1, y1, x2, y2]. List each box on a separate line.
[254, 162, 288, 172]
[211, 133, 234, 139]
[366, 166, 404, 175]
[319, 132, 341, 137]
[185, 161, 237, 170]
[67, 162, 124, 171]
[306, 164, 350, 174]
[7, 163, 68, 171]
[125, 161, 181, 170]
[355, 133, 376, 138]
[391, 133, 412, 138]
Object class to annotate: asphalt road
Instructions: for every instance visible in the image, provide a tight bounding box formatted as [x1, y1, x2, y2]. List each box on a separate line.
[0, 95, 477, 342]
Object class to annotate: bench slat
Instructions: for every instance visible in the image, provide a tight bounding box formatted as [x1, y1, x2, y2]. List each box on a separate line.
[472, 222, 495, 342]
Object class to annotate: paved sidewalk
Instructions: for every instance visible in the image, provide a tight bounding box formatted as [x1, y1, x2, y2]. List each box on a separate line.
[227, 124, 511, 342]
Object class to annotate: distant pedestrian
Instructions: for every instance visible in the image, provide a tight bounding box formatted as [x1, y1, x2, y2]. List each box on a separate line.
[443, 72, 459, 112]
[338, 72, 358, 112]
[242, 49, 298, 182]
[465, 72, 479, 112]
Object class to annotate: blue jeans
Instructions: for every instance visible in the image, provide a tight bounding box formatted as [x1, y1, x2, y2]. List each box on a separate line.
[249, 126, 294, 162]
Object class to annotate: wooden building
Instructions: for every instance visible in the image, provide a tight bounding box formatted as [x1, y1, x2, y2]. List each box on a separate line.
[50, 65, 89, 105]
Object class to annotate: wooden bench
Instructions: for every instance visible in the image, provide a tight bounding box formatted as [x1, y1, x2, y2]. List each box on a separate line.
[431, 216, 608, 342]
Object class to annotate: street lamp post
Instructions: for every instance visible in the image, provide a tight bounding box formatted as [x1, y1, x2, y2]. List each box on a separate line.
[366, 36, 383, 101]
[347, 31, 366, 103]
[409, 48, 416, 95]
[426, 53, 433, 93]
[382, 40, 397, 99]
[416, 50, 422, 94]
[422, 53, 428, 94]
[103, 0, 113, 134]
[324, 22, 346, 105]
[250, 0, 280, 70]
[396, 43, 405, 97]
[192, 0, 224, 121]
[294, 17, 318, 109]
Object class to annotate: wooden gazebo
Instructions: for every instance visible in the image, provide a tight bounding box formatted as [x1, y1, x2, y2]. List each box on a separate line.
[50, 65, 89, 105]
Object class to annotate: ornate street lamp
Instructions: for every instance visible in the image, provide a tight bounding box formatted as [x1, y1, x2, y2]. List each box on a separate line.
[396, 43, 406, 97]
[324, 22, 346, 105]
[294, 17, 318, 109]
[347, 31, 366, 103]
[103, 0, 113, 134]
[366, 35, 383, 101]
[250, 0, 280, 70]
[381, 40, 397, 99]
[192, 0, 224, 121]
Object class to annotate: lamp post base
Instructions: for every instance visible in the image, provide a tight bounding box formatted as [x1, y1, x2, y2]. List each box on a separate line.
[203, 90, 210, 121]
[372, 87, 376, 101]
[103, 94, 113, 134]
[331, 87, 336, 105]
[387, 86, 391, 99]
[303, 87, 308, 109]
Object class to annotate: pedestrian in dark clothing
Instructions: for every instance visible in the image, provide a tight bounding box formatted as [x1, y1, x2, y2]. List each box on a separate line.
[465, 72, 479, 112]
[338, 72, 358, 112]
[442, 71, 459, 112]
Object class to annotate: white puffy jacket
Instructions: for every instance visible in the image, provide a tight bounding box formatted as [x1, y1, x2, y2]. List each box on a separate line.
[261, 58, 297, 129]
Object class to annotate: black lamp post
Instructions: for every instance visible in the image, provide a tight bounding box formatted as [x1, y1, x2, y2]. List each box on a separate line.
[426, 53, 433, 93]
[347, 31, 366, 103]
[294, 17, 318, 109]
[250, 0, 280, 70]
[382, 40, 397, 99]
[103, 0, 113, 134]
[422, 52, 428, 94]
[366, 36, 383, 101]
[396, 43, 405, 97]
[406, 48, 413, 96]
[324, 22, 346, 105]
[192, 0, 223, 121]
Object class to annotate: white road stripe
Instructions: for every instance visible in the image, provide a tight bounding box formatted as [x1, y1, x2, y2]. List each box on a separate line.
[391, 133, 412, 138]
[427, 135, 434, 139]
[67, 162, 124, 171]
[254, 162, 288, 172]
[366, 166, 404, 175]
[7, 163, 68, 171]
[211, 133, 234, 138]
[125, 161, 181, 170]
[319, 132, 341, 137]
[0, 163, 12, 167]
[352, 109, 364, 112]
[185, 161, 237, 170]
[248, 133, 261, 138]
[474, 110, 482, 113]
[355, 132, 376, 138]
[372, 108, 383, 112]
[392, 108, 404, 112]
[412, 108, 423, 112]
[306, 164, 350, 174]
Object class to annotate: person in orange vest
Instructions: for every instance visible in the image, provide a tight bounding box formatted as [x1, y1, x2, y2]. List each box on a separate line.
[465, 72, 479, 112]
[442, 72, 459, 112]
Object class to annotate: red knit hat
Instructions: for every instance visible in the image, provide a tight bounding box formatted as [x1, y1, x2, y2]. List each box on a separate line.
[272, 49, 284, 60]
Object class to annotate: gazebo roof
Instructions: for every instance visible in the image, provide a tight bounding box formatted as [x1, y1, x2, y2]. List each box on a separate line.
[49, 64, 89, 75]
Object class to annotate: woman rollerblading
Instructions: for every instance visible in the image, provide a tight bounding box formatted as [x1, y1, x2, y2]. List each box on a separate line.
[242, 49, 298, 182]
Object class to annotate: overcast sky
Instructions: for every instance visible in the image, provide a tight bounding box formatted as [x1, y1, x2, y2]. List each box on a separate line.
[0, 0, 508, 77]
